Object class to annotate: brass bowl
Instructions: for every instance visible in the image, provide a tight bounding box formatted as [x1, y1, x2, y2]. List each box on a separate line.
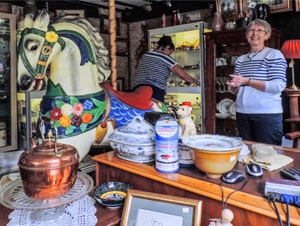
[182, 134, 242, 178]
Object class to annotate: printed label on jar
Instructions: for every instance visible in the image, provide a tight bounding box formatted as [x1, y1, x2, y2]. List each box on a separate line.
[155, 116, 179, 173]
[155, 144, 179, 173]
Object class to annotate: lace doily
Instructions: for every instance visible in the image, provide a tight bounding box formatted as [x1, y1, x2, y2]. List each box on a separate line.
[7, 195, 98, 226]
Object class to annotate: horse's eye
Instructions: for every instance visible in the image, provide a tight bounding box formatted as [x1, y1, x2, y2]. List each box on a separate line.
[24, 39, 40, 51]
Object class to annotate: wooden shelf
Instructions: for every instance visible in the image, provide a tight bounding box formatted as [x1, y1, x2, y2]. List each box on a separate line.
[285, 117, 300, 123]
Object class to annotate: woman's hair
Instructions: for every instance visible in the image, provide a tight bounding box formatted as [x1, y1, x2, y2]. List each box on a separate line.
[157, 35, 175, 50]
[246, 19, 272, 34]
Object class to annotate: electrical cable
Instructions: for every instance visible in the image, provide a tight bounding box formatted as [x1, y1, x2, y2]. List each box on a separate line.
[271, 200, 283, 226]
[266, 192, 293, 225]
[286, 202, 290, 226]
[219, 179, 249, 208]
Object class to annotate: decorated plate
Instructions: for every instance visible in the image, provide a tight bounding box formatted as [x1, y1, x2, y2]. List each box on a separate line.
[217, 98, 234, 114]
[215, 112, 231, 119]
[182, 134, 243, 152]
[229, 102, 237, 115]
[93, 182, 133, 208]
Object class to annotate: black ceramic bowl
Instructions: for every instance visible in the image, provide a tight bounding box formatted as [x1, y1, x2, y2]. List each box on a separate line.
[93, 182, 133, 208]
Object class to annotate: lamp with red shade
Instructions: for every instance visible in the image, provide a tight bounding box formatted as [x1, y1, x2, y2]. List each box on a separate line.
[281, 39, 300, 90]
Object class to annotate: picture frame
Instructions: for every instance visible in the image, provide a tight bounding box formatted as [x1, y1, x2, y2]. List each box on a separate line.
[240, 0, 293, 14]
[120, 189, 202, 226]
[216, 0, 240, 17]
[0, 2, 11, 13]
[100, 15, 120, 35]
[55, 9, 85, 18]
[116, 38, 128, 56]
[11, 5, 23, 22]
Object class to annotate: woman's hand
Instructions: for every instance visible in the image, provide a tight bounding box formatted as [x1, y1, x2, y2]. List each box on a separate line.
[226, 74, 249, 88]
[226, 74, 266, 92]
[226, 74, 245, 94]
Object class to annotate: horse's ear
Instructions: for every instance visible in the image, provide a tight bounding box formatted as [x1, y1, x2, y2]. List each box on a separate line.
[33, 9, 50, 31]
[24, 14, 34, 28]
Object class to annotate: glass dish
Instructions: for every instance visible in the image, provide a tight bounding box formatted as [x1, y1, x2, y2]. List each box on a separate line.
[0, 172, 93, 210]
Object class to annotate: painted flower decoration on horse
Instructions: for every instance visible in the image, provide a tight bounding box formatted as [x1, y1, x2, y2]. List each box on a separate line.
[45, 31, 59, 43]
[46, 96, 106, 136]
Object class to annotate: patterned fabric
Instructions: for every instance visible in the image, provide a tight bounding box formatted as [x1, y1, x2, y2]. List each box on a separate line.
[131, 50, 177, 92]
[234, 47, 287, 114]
[8, 195, 97, 226]
[40, 91, 106, 138]
[106, 91, 153, 128]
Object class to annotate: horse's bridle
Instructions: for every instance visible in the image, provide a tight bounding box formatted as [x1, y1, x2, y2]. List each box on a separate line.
[18, 25, 66, 80]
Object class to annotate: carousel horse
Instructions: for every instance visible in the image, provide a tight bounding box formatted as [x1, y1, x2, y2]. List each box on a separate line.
[17, 9, 168, 161]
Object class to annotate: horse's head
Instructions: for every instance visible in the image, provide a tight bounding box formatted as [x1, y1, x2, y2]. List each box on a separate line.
[17, 9, 65, 91]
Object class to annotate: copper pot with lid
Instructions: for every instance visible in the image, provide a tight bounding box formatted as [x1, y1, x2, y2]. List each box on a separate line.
[18, 116, 80, 199]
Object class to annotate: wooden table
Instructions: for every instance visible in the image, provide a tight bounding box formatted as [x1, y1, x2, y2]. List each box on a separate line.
[93, 141, 300, 226]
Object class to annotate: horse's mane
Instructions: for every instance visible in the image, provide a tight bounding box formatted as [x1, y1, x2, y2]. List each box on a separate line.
[54, 16, 111, 82]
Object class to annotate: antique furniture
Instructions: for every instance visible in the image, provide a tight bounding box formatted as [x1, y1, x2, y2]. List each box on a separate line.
[284, 89, 300, 147]
[93, 141, 300, 226]
[0, 13, 17, 152]
[1, 144, 297, 226]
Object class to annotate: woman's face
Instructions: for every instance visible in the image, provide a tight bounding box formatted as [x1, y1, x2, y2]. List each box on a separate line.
[246, 24, 271, 47]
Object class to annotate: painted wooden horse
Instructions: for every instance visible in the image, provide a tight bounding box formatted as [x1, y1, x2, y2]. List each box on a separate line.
[17, 10, 167, 160]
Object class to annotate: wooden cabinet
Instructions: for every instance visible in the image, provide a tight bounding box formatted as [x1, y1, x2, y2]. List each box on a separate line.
[0, 13, 17, 152]
[203, 28, 280, 135]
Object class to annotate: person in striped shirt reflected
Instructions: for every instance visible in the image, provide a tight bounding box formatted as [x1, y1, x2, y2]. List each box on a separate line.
[131, 35, 200, 102]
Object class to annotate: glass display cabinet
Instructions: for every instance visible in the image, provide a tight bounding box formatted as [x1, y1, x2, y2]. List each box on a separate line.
[148, 22, 210, 131]
[0, 13, 17, 152]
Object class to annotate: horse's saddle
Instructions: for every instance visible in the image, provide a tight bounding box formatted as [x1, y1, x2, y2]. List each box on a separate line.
[101, 82, 153, 110]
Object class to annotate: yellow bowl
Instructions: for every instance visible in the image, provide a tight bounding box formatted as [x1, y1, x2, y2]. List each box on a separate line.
[182, 134, 243, 178]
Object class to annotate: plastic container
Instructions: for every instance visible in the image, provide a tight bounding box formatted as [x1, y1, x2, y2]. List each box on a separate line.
[155, 115, 179, 173]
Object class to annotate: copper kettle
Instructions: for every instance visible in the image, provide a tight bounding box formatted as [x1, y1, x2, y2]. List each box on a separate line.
[18, 116, 80, 199]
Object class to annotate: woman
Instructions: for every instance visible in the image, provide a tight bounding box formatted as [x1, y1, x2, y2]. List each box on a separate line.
[131, 35, 200, 102]
[226, 19, 287, 145]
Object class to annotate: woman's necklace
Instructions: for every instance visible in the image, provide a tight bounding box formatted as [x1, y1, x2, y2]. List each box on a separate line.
[247, 47, 265, 61]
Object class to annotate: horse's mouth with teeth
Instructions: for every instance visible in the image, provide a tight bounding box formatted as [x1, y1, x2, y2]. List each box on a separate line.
[33, 78, 46, 91]
[19, 74, 46, 91]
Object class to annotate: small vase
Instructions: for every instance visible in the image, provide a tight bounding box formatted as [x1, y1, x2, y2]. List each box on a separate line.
[212, 12, 224, 31]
